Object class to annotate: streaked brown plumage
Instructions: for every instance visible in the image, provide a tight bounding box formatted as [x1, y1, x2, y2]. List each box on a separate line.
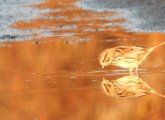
[99, 41, 165, 74]
[100, 75, 165, 98]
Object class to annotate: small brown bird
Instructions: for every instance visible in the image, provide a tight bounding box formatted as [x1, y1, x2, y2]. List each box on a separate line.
[100, 75, 165, 98]
[99, 41, 165, 74]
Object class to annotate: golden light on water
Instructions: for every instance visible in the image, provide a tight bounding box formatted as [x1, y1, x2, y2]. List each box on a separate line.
[0, 0, 165, 120]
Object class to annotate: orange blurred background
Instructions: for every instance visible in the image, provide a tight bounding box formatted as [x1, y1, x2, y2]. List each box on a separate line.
[0, 0, 164, 120]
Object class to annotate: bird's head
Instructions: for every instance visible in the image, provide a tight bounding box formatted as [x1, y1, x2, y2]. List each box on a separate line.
[100, 78, 114, 96]
[99, 49, 113, 68]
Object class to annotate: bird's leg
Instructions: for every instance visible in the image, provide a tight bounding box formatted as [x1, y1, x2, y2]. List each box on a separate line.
[135, 66, 139, 77]
[129, 68, 133, 75]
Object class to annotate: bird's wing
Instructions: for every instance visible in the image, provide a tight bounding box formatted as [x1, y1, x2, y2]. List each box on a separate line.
[124, 46, 146, 57]
[114, 86, 136, 97]
[114, 77, 151, 97]
[121, 47, 148, 63]
[128, 81, 151, 97]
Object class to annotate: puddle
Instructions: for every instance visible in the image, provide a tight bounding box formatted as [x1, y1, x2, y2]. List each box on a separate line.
[0, 0, 165, 120]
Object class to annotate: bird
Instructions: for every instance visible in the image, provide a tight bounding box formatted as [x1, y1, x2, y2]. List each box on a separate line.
[99, 41, 165, 74]
[100, 75, 165, 98]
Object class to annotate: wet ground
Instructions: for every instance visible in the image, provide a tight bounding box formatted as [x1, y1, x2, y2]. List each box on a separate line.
[0, 0, 165, 120]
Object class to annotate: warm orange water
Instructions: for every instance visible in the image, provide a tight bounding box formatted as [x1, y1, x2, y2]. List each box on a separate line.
[0, 0, 165, 120]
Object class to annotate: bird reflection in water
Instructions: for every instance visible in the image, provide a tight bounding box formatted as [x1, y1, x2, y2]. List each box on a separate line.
[100, 75, 165, 98]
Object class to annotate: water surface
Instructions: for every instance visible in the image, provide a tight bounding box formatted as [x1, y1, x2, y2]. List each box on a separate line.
[0, 0, 165, 120]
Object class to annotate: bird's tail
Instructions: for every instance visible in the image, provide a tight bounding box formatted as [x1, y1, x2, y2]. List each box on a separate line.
[148, 41, 165, 52]
[150, 89, 165, 98]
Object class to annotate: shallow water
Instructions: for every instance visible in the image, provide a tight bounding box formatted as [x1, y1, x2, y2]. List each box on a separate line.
[0, 0, 165, 120]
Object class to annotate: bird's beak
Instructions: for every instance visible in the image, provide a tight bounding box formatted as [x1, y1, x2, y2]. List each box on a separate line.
[102, 65, 104, 69]
[103, 77, 106, 82]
